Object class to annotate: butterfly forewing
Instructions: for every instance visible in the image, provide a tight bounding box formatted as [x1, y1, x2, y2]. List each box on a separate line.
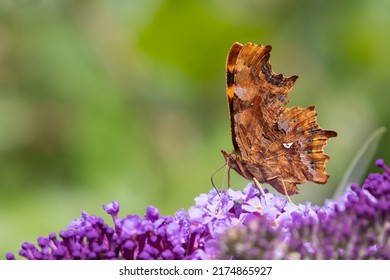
[222, 42, 337, 196]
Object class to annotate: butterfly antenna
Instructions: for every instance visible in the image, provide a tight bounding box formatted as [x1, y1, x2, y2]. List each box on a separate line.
[227, 165, 231, 189]
[211, 162, 227, 196]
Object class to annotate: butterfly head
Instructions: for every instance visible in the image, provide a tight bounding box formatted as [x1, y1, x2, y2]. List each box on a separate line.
[221, 150, 238, 170]
[221, 150, 253, 181]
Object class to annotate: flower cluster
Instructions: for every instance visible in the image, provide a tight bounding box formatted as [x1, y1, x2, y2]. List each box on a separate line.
[218, 159, 390, 259]
[6, 159, 390, 260]
[5, 183, 282, 259]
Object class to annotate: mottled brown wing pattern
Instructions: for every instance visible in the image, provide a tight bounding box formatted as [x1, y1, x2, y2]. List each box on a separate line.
[226, 43, 298, 157]
[222, 42, 337, 197]
[278, 106, 337, 183]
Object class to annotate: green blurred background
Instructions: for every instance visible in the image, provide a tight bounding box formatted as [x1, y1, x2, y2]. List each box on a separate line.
[1, 0, 389, 258]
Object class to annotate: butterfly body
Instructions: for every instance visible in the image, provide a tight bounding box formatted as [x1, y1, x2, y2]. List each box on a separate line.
[222, 42, 337, 196]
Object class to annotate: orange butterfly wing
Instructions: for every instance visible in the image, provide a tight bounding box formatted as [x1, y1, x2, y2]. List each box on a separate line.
[222, 42, 337, 195]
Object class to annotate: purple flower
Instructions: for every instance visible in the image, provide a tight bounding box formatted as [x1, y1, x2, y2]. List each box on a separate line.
[217, 159, 390, 259]
[6, 159, 390, 260]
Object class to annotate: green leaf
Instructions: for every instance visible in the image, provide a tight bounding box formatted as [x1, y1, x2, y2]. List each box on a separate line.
[333, 127, 387, 199]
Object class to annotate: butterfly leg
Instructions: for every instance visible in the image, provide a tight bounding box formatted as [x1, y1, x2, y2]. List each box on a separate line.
[253, 177, 269, 205]
[279, 177, 294, 205]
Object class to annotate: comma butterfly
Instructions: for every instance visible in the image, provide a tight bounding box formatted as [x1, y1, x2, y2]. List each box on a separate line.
[221, 42, 337, 198]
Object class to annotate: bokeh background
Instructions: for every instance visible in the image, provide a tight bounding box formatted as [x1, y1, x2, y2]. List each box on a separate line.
[1, 0, 389, 258]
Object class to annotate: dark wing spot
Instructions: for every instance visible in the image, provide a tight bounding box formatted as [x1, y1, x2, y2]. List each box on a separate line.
[268, 93, 276, 100]
[310, 160, 316, 169]
[262, 133, 271, 141]
[278, 94, 286, 103]
[252, 66, 257, 74]
[308, 127, 316, 134]
[227, 70, 235, 87]
[308, 137, 313, 143]
[307, 148, 312, 155]
[261, 64, 286, 87]
[274, 74, 286, 86]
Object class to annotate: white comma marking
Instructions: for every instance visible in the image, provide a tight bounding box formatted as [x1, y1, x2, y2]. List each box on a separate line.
[282, 142, 293, 149]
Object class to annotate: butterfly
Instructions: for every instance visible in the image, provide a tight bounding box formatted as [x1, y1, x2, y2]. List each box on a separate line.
[221, 42, 337, 199]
